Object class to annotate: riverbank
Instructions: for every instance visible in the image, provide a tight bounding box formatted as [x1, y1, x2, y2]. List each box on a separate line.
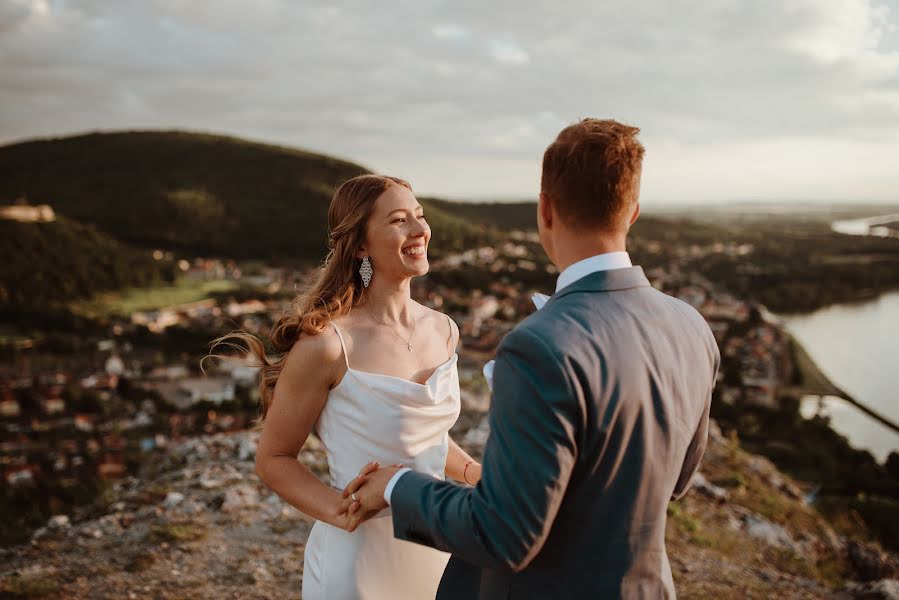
[778, 287, 899, 466]
[708, 303, 899, 553]
[782, 332, 899, 441]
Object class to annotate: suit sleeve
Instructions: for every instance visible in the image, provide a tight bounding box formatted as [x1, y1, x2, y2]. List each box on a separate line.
[390, 326, 580, 572]
[671, 331, 721, 501]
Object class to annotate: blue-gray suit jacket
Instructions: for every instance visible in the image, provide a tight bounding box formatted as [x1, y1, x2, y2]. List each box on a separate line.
[391, 266, 721, 599]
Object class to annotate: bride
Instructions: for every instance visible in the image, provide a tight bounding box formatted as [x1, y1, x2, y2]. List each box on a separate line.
[210, 174, 482, 599]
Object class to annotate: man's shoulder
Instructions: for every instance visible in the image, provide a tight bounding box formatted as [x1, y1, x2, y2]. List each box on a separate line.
[498, 303, 574, 359]
[660, 292, 716, 335]
[651, 291, 720, 359]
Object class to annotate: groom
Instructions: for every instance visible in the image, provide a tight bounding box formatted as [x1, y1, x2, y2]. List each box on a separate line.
[341, 118, 720, 599]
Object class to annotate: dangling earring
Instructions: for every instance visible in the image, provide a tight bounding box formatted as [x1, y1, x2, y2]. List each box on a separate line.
[359, 256, 373, 288]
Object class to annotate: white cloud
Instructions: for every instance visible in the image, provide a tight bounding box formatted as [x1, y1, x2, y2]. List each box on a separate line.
[432, 24, 471, 41]
[487, 39, 530, 66]
[1, 0, 898, 203]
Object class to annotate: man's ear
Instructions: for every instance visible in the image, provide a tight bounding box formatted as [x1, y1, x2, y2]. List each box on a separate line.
[629, 201, 641, 226]
[538, 192, 553, 229]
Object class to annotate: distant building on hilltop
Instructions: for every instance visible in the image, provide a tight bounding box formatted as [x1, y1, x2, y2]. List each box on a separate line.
[0, 396, 21, 417]
[0, 199, 56, 223]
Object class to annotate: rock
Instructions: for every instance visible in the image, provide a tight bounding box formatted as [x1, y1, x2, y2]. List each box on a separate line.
[302, 434, 322, 452]
[724, 512, 743, 531]
[96, 513, 127, 536]
[34, 514, 73, 538]
[262, 494, 285, 518]
[764, 472, 804, 501]
[463, 417, 490, 449]
[199, 475, 224, 489]
[119, 512, 135, 528]
[252, 564, 274, 584]
[849, 541, 899, 582]
[197, 464, 243, 489]
[207, 492, 226, 511]
[846, 579, 899, 599]
[780, 480, 804, 501]
[690, 472, 729, 502]
[740, 511, 802, 553]
[175, 438, 210, 464]
[221, 483, 260, 512]
[460, 388, 490, 413]
[237, 437, 256, 461]
[133, 505, 159, 520]
[6, 564, 59, 591]
[745, 455, 777, 476]
[47, 514, 71, 530]
[299, 450, 328, 475]
[162, 492, 185, 508]
[743, 454, 806, 500]
[168, 496, 207, 517]
[79, 527, 103, 539]
[707, 419, 725, 444]
[816, 524, 847, 556]
[188, 498, 208, 516]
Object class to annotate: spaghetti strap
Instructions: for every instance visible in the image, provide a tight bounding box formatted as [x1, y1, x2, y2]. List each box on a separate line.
[330, 322, 351, 369]
[445, 314, 455, 359]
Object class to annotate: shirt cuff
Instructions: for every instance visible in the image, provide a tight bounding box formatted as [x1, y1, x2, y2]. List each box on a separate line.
[384, 467, 412, 505]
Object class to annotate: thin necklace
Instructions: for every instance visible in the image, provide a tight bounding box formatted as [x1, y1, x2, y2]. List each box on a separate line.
[365, 303, 416, 352]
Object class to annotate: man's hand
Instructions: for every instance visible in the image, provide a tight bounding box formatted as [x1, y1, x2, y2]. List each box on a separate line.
[338, 465, 402, 530]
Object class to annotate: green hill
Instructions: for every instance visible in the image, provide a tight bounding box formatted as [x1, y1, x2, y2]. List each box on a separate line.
[0, 130, 502, 326]
[0, 130, 370, 260]
[0, 130, 497, 261]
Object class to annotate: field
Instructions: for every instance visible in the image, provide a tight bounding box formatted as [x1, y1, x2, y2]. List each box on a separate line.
[68, 277, 240, 320]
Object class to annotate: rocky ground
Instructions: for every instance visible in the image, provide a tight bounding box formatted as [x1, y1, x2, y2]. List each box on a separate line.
[2, 388, 898, 599]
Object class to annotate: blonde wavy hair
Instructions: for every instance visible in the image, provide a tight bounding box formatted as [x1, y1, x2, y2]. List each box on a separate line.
[203, 174, 412, 431]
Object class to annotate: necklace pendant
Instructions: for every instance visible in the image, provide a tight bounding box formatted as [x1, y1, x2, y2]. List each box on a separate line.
[407, 343, 413, 352]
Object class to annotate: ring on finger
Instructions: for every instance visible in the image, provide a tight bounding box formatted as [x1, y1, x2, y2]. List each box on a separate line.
[351, 492, 358, 502]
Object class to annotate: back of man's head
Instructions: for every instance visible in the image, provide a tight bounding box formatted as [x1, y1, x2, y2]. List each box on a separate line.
[541, 118, 645, 232]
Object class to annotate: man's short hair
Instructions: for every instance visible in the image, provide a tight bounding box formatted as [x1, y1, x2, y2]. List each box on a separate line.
[541, 118, 645, 231]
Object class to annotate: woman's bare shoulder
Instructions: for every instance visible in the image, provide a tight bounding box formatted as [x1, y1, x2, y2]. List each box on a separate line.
[416, 303, 458, 343]
[418, 303, 455, 325]
[281, 323, 345, 383]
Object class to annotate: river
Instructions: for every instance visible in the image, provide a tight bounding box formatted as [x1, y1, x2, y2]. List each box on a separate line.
[782, 290, 899, 463]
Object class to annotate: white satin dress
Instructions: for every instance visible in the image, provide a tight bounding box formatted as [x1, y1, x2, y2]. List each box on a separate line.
[301, 320, 462, 600]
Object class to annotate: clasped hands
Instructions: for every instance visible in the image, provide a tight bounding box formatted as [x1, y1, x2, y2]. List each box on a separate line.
[333, 462, 403, 532]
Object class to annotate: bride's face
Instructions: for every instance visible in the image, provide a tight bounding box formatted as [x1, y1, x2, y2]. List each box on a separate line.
[357, 185, 431, 281]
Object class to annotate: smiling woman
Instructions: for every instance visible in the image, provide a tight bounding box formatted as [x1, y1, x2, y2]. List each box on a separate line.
[203, 173, 477, 599]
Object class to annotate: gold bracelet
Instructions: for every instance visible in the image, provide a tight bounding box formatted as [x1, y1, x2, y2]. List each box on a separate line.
[463, 460, 475, 485]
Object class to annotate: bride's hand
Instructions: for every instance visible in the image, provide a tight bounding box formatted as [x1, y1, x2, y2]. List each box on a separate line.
[331, 461, 380, 532]
[338, 463, 403, 530]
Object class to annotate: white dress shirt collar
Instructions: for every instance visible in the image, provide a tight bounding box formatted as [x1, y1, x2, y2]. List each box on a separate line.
[555, 251, 632, 293]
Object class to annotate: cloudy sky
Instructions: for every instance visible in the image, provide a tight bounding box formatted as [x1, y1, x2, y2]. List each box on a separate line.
[2, 0, 898, 204]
